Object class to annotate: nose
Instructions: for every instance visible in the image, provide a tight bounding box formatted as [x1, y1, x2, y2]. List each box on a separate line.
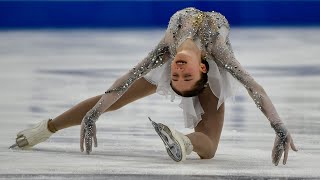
[175, 63, 184, 71]
[175, 66, 184, 71]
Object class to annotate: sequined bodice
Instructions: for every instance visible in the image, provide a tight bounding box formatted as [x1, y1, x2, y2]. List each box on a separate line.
[165, 7, 230, 59]
[103, 7, 232, 95]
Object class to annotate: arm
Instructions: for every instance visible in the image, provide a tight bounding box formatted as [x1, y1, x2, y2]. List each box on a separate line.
[212, 27, 282, 126]
[210, 26, 297, 165]
[80, 37, 171, 154]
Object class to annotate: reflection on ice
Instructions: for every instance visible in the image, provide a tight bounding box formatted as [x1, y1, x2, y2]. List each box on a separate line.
[0, 28, 319, 179]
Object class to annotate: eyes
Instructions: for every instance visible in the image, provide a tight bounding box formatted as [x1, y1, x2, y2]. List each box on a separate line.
[172, 73, 193, 81]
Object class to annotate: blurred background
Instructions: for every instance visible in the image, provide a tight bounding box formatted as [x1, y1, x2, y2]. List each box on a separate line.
[1, 0, 320, 179]
[0, 0, 320, 28]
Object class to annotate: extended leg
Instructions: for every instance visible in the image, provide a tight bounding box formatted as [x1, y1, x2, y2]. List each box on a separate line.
[50, 78, 156, 131]
[11, 78, 156, 149]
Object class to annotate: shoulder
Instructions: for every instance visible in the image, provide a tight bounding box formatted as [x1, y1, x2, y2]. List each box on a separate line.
[169, 7, 198, 22]
[208, 11, 230, 30]
[169, 8, 230, 29]
[171, 7, 197, 17]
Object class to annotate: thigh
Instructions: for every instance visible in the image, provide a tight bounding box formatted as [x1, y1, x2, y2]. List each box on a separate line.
[106, 77, 157, 112]
[195, 87, 225, 149]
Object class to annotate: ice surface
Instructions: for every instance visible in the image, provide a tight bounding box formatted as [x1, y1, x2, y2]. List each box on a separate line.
[0, 28, 319, 179]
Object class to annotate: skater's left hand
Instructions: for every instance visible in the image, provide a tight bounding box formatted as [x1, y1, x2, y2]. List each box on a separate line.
[80, 109, 99, 154]
[271, 124, 298, 166]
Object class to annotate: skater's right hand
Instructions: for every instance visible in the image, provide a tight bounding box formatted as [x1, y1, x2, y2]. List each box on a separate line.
[80, 109, 100, 154]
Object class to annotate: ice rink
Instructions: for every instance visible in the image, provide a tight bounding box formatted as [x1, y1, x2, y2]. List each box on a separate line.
[0, 28, 320, 179]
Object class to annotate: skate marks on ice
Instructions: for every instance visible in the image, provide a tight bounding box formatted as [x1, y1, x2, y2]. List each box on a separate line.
[0, 28, 320, 178]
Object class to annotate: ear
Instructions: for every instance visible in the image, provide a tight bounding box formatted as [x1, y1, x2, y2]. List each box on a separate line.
[200, 63, 207, 73]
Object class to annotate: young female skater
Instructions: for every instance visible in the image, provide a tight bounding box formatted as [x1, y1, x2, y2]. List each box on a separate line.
[11, 7, 297, 165]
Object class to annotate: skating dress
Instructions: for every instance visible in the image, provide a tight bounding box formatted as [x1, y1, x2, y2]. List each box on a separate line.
[91, 7, 279, 129]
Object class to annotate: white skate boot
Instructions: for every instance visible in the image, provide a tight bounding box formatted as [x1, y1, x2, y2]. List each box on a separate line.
[149, 117, 193, 162]
[9, 119, 54, 149]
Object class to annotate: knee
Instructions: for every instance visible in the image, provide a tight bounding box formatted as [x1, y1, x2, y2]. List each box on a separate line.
[199, 141, 217, 159]
[200, 150, 216, 159]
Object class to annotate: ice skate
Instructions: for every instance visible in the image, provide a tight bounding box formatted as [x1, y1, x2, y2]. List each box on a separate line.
[149, 117, 192, 162]
[9, 119, 54, 149]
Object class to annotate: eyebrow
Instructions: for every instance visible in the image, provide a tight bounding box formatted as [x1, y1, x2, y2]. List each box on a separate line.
[172, 74, 193, 81]
[178, 54, 192, 60]
[171, 78, 193, 82]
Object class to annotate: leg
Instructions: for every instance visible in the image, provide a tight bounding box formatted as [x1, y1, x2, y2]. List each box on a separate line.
[50, 78, 156, 131]
[150, 86, 224, 161]
[186, 87, 225, 159]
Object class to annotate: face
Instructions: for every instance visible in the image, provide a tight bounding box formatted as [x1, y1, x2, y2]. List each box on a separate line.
[170, 50, 207, 93]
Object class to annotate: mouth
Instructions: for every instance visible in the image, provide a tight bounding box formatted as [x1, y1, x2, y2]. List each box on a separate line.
[176, 60, 187, 65]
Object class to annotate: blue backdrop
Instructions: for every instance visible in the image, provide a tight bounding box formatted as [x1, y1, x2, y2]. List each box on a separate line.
[0, 0, 319, 28]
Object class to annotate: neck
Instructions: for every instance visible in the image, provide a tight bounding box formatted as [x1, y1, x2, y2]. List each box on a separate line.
[176, 39, 202, 61]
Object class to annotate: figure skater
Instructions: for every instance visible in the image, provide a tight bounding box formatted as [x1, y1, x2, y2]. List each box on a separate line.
[10, 7, 297, 165]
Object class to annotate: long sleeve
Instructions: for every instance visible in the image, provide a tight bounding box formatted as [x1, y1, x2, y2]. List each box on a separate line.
[80, 37, 171, 153]
[207, 14, 297, 166]
[89, 38, 171, 118]
[210, 26, 283, 127]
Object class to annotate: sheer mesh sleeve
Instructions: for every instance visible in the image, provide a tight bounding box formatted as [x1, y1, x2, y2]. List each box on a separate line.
[85, 38, 171, 122]
[210, 25, 283, 127]
[86, 9, 196, 118]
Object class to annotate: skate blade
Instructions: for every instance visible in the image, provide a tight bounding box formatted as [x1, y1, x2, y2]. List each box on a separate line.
[148, 117, 164, 133]
[9, 143, 18, 149]
[9, 135, 29, 149]
[148, 117, 158, 128]
[148, 117, 182, 162]
[148, 117, 166, 144]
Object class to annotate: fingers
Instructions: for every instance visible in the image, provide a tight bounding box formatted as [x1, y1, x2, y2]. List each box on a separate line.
[80, 123, 85, 152]
[272, 148, 282, 166]
[290, 139, 298, 152]
[274, 147, 283, 166]
[283, 141, 289, 165]
[272, 142, 276, 164]
[85, 127, 93, 154]
[85, 135, 92, 154]
[272, 137, 283, 166]
[272, 137, 278, 165]
[93, 124, 98, 148]
[272, 134, 298, 166]
[80, 121, 98, 154]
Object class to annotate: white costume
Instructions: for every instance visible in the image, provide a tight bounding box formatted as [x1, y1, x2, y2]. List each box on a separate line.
[84, 7, 281, 131]
[11, 8, 292, 161]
